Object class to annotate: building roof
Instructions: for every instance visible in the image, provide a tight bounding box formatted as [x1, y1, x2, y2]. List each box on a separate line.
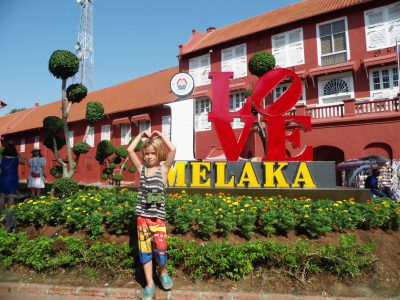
[0, 66, 179, 136]
[179, 0, 370, 55]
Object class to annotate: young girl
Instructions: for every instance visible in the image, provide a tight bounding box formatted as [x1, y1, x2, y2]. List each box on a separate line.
[127, 130, 176, 300]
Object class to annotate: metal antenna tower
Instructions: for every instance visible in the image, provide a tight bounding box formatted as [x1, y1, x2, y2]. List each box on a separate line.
[73, 0, 95, 91]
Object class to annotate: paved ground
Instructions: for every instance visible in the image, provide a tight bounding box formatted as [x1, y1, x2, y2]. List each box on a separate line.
[0, 281, 398, 300]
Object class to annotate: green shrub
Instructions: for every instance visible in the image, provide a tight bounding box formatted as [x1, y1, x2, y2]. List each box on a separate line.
[66, 83, 88, 103]
[96, 140, 115, 162]
[112, 156, 122, 164]
[115, 146, 128, 158]
[48, 50, 79, 79]
[43, 116, 63, 135]
[0, 146, 4, 156]
[52, 178, 79, 198]
[44, 135, 66, 151]
[112, 174, 123, 182]
[248, 51, 276, 78]
[127, 165, 137, 173]
[73, 142, 91, 154]
[50, 165, 63, 179]
[86, 102, 104, 125]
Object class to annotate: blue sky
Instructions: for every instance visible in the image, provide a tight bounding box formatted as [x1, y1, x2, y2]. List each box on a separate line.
[0, 0, 299, 116]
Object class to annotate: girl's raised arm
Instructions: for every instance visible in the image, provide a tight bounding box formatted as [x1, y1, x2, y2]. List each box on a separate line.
[127, 131, 147, 174]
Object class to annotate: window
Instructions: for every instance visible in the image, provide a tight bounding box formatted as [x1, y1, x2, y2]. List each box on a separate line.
[230, 91, 246, 128]
[221, 44, 247, 78]
[20, 138, 25, 153]
[318, 72, 354, 105]
[101, 124, 111, 141]
[369, 66, 399, 99]
[272, 28, 304, 67]
[69, 131, 74, 147]
[189, 54, 211, 86]
[162, 116, 171, 141]
[85, 127, 95, 147]
[365, 3, 400, 51]
[120, 123, 131, 145]
[138, 120, 151, 134]
[273, 81, 306, 103]
[317, 18, 349, 66]
[34, 136, 40, 149]
[195, 98, 212, 131]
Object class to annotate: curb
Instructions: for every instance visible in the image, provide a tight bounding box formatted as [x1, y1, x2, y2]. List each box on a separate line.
[0, 281, 395, 300]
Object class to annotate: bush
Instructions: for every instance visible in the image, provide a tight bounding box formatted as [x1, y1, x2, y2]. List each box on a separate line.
[43, 116, 63, 135]
[52, 178, 79, 198]
[50, 166, 63, 179]
[112, 174, 123, 182]
[0, 146, 4, 156]
[248, 51, 276, 78]
[48, 50, 79, 80]
[86, 102, 104, 125]
[115, 146, 128, 158]
[112, 156, 122, 164]
[73, 142, 91, 154]
[66, 83, 88, 103]
[96, 140, 115, 162]
[44, 135, 66, 151]
[127, 165, 137, 173]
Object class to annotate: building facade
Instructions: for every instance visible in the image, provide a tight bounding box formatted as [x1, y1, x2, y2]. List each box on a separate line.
[0, 0, 399, 186]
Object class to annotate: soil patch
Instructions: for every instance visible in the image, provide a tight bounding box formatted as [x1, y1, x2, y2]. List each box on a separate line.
[2, 225, 400, 297]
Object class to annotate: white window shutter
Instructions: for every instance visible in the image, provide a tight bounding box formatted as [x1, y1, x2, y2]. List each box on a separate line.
[69, 131, 74, 147]
[388, 4, 400, 45]
[221, 48, 234, 72]
[272, 35, 287, 67]
[365, 10, 387, 50]
[101, 125, 110, 141]
[86, 127, 95, 147]
[162, 116, 171, 140]
[235, 44, 247, 77]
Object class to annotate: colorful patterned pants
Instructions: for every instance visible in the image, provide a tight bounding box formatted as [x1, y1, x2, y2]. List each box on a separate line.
[137, 216, 167, 265]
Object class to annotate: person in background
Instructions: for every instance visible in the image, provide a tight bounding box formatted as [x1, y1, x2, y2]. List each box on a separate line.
[127, 130, 176, 300]
[0, 144, 22, 213]
[27, 147, 46, 198]
[364, 169, 387, 198]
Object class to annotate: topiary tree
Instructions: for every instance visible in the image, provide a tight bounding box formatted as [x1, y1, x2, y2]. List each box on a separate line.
[95, 137, 141, 186]
[47, 49, 105, 178]
[248, 51, 276, 156]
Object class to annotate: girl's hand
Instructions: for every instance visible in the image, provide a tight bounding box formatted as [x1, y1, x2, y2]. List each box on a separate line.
[150, 130, 162, 138]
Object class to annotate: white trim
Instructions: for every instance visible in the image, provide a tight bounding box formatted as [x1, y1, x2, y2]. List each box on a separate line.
[20, 138, 25, 153]
[317, 71, 354, 105]
[34, 136, 40, 149]
[101, 124, 111, 141]
[69, 131, 74, 147]
[221, 43, 247, 78]
[189, 53, 211, 87]
[120, 123, 131, 145]
[368, 65, 399, 99]
[364, 2, 400, 51]
[271, 27, 305, 68]
[316, 17, 350, 66]
[194, 97, 212, 132]
[86, 127, 95, 147]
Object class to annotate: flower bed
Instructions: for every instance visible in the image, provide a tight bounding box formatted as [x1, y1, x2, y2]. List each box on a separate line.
[4, 189, 400, 239]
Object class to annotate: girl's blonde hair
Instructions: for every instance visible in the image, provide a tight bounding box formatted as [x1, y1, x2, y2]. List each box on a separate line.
[141, 138, 165, 162]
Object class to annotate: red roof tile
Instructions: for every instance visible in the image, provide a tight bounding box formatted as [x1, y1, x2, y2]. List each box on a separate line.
[180, 0, 370, 55]
[0, 67, 178, 135]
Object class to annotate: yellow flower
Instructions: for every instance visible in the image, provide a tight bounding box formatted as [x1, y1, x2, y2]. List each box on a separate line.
[74, 207, 80, 211]
[334, 203, 339, 207]
[305, 214, 309, 218]
[343, 210, 348, 213]
[304, 204, 310, 208]
[27, 200, 33, 204]
[240, 209, 245, 213]
[33, 201, 38, 205]
[233, 202, 239, 206]
[40, 196, 45, 199]
[189, 199, 193, 203]
[244, 204, 250, 208]
[67, 207, 71, 211]
[196, 209, 201, 212]
[66, 199, 72, 203]
[218, 208, 223, 211]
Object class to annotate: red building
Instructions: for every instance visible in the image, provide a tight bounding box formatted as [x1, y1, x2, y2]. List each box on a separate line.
[1, 0, 399, 186]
